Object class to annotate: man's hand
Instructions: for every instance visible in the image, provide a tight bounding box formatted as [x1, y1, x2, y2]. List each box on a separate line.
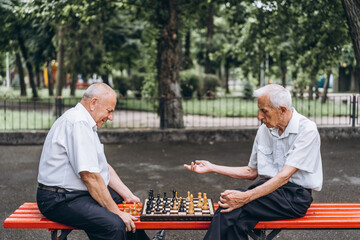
[124, 194, 140, 203]
[118, 211, 137, 233]
[218, 190, 251, 213]
[184, 160, 213, 174]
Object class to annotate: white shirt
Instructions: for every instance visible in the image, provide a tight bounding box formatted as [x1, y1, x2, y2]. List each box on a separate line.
[37, 103, 110, 191]
[248, 109, 323, 191]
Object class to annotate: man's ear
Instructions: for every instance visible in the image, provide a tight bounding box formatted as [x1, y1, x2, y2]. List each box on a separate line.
[89, 97, 98, 111]
[279, 106, 287, 114]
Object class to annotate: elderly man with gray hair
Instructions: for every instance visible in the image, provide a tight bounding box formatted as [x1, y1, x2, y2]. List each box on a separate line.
[185, 84, 323, 240]
[37, 83, 151, 240]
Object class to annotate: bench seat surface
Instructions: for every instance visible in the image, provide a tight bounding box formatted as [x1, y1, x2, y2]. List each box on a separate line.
[4, 202, 360, 230]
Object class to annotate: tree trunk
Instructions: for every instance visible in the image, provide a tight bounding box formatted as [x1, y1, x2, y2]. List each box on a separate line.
[341, 0, 360, 69]
[47, 62, 54, 96]
[56, 26, 65, 97]
[177, 17, 183, 71]
[225, 57, 230, 94]
[321, 71, 331, 103]
[18, 36, 38, 98]
[35, 65, 41, 88]
[205, 2, 215, 74]
[182, 30, 192, 70]
[350, 65, 356, 92]
[70, 73, 77, 96]
[308, 82, 313, 100]
[157, 0, 184, 128]
[15, 52, 26, 96]
[101, 74, 109, 85]
[280, 65, 286, 88]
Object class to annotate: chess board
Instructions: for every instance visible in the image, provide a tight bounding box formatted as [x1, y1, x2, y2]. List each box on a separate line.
[140, 198, 215, 221]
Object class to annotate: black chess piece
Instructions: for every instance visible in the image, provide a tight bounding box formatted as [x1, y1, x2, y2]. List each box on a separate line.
[163, 192, 167, 201]
[162, 207, 167, 214]
[172, 189, 176, 202]
[156, 203, 160, 212]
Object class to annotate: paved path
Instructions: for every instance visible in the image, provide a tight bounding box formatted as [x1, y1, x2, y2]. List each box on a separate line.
[1, 138, 360, 239]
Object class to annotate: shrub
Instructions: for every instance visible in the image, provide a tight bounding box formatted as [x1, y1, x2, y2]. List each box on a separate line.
[112, 75, 130, 97]
[179, 71, 200, 98]
[202, 74, 221, 97]
[130, 73, 146, 98]
[242, 80, 254, 99]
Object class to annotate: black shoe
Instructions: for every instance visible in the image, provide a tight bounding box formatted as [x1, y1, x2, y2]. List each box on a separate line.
[152, 230, 165, 240]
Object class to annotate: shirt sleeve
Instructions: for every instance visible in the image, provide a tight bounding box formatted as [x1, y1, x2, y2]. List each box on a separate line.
[248, 129, 260, 169]
[285, 126, 321, 173]
[67, 121, 100, 177]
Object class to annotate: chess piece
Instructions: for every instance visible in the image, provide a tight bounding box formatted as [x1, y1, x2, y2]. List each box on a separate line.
[188, 201, 194, 214]
[190, 194, 193, 202]
[122, 201, 126, 210]
[172, 189, 176, 202]
[156, 203, 160, 212]
[186, 191, 191, 201]
[202, 193, 209, 210]
[162, 207, 167, 214]
[172, 200, 178, 210]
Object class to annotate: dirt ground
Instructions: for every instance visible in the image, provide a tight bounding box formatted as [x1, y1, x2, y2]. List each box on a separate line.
[1, 138, 360, 239]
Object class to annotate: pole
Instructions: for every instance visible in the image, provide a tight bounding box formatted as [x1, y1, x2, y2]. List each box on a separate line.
[6, 52, 10, 88]
[352, 94, 356, 127]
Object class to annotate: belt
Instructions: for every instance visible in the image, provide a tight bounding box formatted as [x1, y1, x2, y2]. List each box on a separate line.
[38, 183, 67, 193]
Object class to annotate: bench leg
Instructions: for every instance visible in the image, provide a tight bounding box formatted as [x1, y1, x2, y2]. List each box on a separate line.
[249, 229, 282, 240]
[50, 229, 72, 240]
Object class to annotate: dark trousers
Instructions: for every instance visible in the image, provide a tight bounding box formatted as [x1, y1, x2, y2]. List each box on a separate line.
[204, 179, 313, 240]
[37, 186, 150, 240]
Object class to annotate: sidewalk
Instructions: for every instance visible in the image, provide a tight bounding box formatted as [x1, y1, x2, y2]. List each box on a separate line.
[1, 138, 360, 239]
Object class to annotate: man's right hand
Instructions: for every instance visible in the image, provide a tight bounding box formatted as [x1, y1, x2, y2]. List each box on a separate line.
[118, 211, 137, 233]
[184, 160, 213, 174]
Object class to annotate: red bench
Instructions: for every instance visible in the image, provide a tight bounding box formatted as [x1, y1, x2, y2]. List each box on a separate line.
[4, 202, 360, 240]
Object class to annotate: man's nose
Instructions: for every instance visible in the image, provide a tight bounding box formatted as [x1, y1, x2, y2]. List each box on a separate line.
[108, 113, 113, 121]
[257, 111, 263, 121]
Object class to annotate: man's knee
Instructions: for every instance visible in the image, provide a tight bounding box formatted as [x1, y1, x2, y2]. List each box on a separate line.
[86, 215, 127, 240]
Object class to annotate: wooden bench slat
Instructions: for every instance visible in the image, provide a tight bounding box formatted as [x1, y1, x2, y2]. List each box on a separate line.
[5, 202, 360, 230]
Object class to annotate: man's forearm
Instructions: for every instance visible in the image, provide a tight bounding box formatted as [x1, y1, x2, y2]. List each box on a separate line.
[246, 165, 297, 203]
[80, 171, 121, 214]
[108, 164, 135, 200]
[212, 165, 258, 180]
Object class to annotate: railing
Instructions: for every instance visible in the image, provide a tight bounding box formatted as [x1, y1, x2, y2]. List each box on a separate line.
[0, 94, 358, 130]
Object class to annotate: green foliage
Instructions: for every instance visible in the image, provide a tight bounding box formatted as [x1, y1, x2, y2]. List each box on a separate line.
[242, 81, 253, 99]
[112, 75, 130, 97]
[129, 72, 146, 97]
[179, 71, 200, 98]
[201, 74, 220, 97]
[141, 71, 158, 98]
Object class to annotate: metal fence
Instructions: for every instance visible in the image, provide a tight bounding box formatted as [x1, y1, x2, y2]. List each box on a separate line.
[0, 94, 358, 130]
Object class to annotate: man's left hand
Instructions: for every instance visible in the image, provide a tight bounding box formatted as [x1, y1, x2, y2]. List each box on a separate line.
[218, 190, 251, 213]
[124, 194, 141, 203]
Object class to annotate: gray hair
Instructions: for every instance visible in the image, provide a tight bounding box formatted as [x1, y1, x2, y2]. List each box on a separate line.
[253, 84, 292, 109]
[83, 83, 116, 101]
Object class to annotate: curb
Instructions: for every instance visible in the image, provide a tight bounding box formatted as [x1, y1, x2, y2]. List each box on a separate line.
[0, 127, 360, 145]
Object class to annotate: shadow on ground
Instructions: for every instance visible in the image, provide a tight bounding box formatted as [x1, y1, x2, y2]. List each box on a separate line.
[1, 138, 360, 239]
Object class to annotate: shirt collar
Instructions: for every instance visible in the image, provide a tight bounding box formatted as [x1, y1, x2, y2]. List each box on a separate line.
[270, 108, 299, 138]
[75, 103, 98, 132]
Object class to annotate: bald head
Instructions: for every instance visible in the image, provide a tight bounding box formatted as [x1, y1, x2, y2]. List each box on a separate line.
[82, 83, 116, 102]
[81, 83, 117, 129]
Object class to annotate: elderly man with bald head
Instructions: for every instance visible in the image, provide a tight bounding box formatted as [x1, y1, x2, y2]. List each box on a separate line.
[37, 83, 149, 240]
[185, 84, 323, 240]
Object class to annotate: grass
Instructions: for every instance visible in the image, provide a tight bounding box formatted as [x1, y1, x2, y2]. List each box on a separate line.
[118, 97, 351, 118]
[0, 86, 355, 130]
[0, 109, 56, 130]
